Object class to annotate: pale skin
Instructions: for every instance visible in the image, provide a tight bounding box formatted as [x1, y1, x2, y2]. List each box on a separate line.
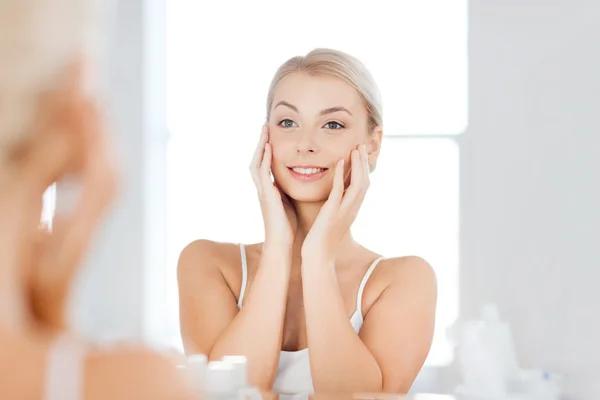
[178, 71, 438, 393]
[0, 60, 194, 400]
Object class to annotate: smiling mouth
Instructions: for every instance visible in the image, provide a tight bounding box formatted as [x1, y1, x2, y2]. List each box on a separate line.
[287, 166, 329, 182]
[289, 167, 328, 175]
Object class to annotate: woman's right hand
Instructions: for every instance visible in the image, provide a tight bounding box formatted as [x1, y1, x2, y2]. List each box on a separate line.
[25, 59, 118, 332]
[250, 123, 297, 246]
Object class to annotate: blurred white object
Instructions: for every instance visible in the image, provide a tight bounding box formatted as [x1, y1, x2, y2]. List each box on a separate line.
[206, 360, 238, 400]
[186, 354, 208, 395]
[448, 304, 562, 400]
[221, 356, 248, 390]
[182, 354, 262, 400]
[515, 369, 562, 400]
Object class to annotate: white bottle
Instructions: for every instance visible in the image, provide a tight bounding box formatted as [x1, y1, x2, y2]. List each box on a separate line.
[455, 320, 507, 399]
[206, 361, 237, 400]
[186, 354, 208, 395]
[221, 356, 248, 390]
[480, 303, 521, 382]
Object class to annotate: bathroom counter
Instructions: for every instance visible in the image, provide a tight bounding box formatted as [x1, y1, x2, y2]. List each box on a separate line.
[259, 392, 454, 400]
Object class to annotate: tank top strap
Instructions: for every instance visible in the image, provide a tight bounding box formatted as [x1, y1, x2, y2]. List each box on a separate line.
[238, 243, 248, 309]
[44, 333, 88, 400]
[355, 256, 385, 315]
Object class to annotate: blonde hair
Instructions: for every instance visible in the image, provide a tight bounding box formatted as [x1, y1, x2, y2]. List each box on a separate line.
[0, 0, 110, 166]
[266, 48, 383, 132]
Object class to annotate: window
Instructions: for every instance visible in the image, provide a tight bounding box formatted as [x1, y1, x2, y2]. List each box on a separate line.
[165, 0, 467, 366]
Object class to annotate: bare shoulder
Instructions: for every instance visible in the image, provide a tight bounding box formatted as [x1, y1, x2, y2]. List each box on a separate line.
[375, 256, 438, 311]
[177, 239, 249, 301]
[86, 346, 194, 400]
[381, 255, 437, 288]
[356, 252, 437, 317]
[177, 239, 243, 280]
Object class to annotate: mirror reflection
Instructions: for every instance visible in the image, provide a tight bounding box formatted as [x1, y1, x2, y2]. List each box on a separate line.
[1, 0, 598, 399]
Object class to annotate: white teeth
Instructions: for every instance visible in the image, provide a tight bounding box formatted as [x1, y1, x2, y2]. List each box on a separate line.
[292, 167, 324, 175]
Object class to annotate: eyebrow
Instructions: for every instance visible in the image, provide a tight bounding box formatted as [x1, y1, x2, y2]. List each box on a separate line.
[274, 101, 353, 116]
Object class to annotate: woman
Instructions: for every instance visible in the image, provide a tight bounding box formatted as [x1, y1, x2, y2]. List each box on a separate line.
[178, 48, 438, 394]
[0, 60, 194, 399]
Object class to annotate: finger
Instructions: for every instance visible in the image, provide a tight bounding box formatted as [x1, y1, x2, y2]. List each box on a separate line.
[343, 154, 352, 192]
[346, 145, 370, 217]
[252, 123, 269, 169]
[273, 180, 285, 197]
[64, 56, 86, 91]
[16, 62, 88, 184]
[80, 100, 118, 206]
[19, 126, 72, 191]
[327, 159, 345, 206]
[35, 58, 83, 122]
[32, 101, 115, 329]
[260, 143, 275, 193]
[21, 95, 91, 189]
[341, 149, 363, 210]
[250, 124, 268, 187]
[47, 57, 86, 130]
[360, 144, 370, 188]
[349, 148, 363, 190]
[276, 184, 294, 210]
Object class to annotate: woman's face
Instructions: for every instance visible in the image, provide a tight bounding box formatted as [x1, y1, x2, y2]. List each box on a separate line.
[268, 72, 381, 203]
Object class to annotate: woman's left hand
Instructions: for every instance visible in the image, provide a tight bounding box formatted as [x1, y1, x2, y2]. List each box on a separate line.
[301, 144, 370, 264]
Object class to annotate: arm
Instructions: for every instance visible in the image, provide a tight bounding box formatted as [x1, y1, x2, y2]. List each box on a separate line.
[302, 256, 437, 393]
[178, 122, 297, 389]
[87, 347, 196, 400]
[177, 240, 291, 389]
[301, 257, 382, 393]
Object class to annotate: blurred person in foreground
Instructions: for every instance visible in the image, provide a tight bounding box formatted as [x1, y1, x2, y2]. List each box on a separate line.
[0, 57, 195, 399]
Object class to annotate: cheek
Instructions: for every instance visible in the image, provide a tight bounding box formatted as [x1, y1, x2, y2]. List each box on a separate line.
[328, 129, 362, 151]
[269, 138, 295, 161]
[330, 140, 357, 164]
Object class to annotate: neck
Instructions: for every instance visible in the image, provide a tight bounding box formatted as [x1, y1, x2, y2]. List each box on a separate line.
[290, 199, 358, 265]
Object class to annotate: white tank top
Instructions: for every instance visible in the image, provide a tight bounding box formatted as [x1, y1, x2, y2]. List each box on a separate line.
[237, 244, 384, 394]
[44, 334, 88, 400]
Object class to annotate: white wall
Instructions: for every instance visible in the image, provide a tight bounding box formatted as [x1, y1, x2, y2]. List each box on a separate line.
[60, 0, 599, 398]
[64, 0, 168, 343]
[460, 1, 600, 398]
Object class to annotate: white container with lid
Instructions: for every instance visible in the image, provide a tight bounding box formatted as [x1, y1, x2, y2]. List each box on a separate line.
[186, 354, 208, 395]
[221, 355, 248, 390]
[206, 360, 238, 400]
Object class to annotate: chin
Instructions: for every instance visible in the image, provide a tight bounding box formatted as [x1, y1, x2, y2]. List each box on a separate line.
[286, 187, 330, 203]
[275, 178, 331, 203]
[273, 166, 334, 203]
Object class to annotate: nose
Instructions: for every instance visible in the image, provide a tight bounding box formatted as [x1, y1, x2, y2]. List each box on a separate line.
[295, 128, 319, 155]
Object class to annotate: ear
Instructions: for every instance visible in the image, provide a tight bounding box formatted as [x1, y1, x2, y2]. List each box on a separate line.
[367, 126, 383, 173]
